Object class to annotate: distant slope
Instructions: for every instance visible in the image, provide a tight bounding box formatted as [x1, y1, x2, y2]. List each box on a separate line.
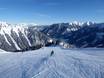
[0, 47, 104, 78]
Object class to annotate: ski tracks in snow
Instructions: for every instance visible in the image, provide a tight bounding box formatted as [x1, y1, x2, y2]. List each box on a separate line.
[0, 47, 104, 78]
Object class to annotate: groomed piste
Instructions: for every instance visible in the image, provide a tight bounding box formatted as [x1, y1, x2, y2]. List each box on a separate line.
[0, 47, 104, 78]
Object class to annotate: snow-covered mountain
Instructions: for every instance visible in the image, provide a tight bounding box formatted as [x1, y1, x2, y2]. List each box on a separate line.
[41, 21, 95, 37]
[0, 21, 104, 51]
[41, 22, 104, 48]
[0, 22, 55, 51]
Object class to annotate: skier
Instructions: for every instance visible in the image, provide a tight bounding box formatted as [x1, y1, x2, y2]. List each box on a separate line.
[50, 50, 54, 56]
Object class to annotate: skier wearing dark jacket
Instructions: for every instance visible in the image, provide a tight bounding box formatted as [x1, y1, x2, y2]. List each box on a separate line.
[50, 50, 54, 56]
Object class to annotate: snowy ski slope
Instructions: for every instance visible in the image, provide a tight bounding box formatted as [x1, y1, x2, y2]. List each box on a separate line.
[0, 47, 104, 78]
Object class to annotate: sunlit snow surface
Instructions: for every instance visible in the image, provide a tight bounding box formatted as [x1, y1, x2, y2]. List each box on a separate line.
[0, 47, 104, 78]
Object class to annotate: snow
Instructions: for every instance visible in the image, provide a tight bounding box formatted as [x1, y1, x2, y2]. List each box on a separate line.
[0, 49, 6, 52]
[0, 26, 12, 35]
[66, 28, 71, 32]
[86, 21, 94, 26]
[0, 29, 11, 45]
[69, 21, 84, 26]
[48, 39, 53, 43]
[0, 21, 9, 27]
[59, 42, 64, 46]
[23, 32, 32, 46]
[9, 34, 21, 50]
[3, 33, 11, 46]
[0, 24, 29, 50]
[0, 47, 104, 78]
[69, 21, 95, 26]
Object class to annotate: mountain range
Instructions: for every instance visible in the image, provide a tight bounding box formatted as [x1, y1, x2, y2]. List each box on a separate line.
[41, 22, 104, 48]
[0, 21, 104, 51]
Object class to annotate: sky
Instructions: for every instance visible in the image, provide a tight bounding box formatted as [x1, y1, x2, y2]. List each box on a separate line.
[0, 0, 104, 25]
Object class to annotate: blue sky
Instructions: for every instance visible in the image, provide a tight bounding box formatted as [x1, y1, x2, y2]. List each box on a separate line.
[0, 0, 104, 24]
